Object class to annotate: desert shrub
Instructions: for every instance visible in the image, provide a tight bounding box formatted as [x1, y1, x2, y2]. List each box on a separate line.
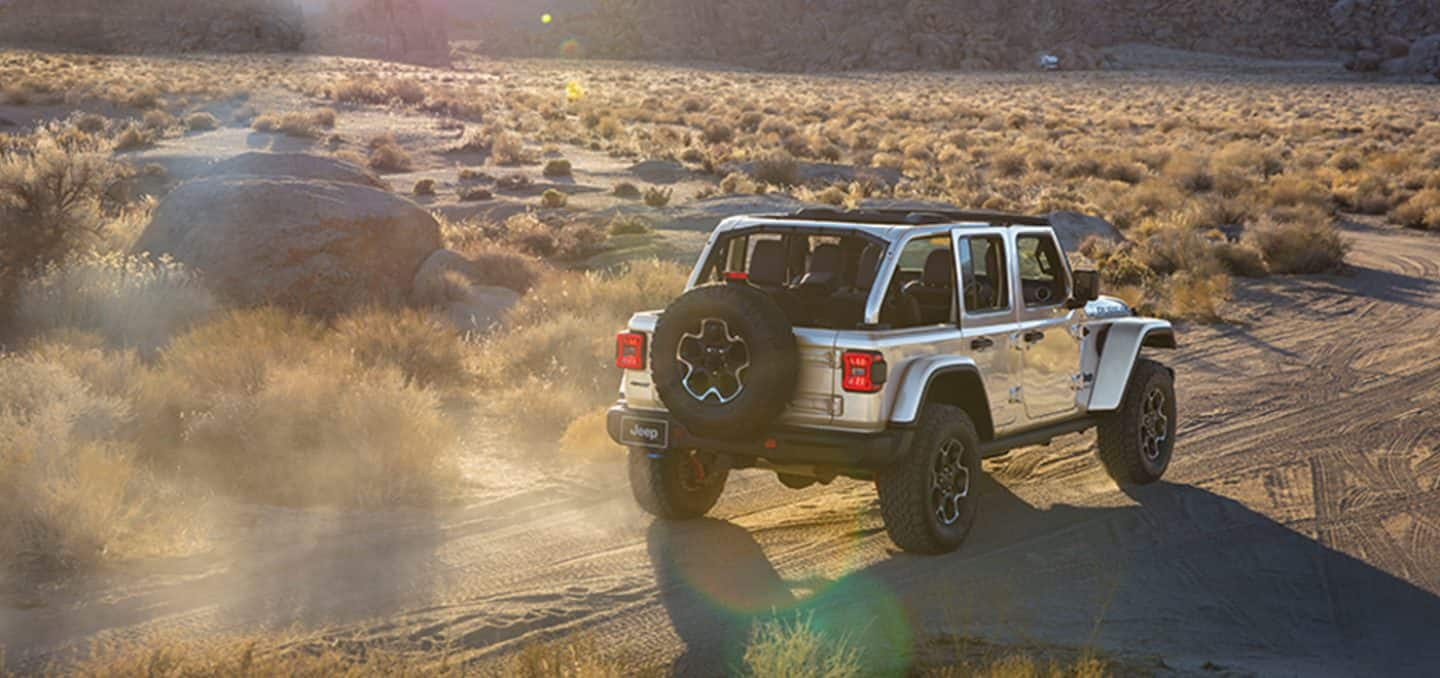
[368, 135, 414, 172]
[1164, 152, 1214, 193]
[542, 188, 569, 208]
[413, 178, 437, 195]
[1391, 189, 1440, 230]
[644, 186, 673, 208]
[703, 119, 735, 144]
[1165, 271, 1231, 322]
[113, 124, 155, 151]
[1265, 173, 1331, 211]
[183, 111, 220, 132]
[1245, 215, 1348, 274]
[543, 158, 573, 177]
[1213, 241, 1269, 277]
[439, 227, 544, 293]
[753, 152, 801, 186]
[136, 309, 458, 507]
[742, 615, 863, 678]
[0, 354, 190, 570]
[1137, 225, 1221, 276]
[333, 306, 468, 390]
[142, 110, 176, 132]
[460, 187, 493, 201]
[990, 150, 1028, 178]
[491, 131, 529, 165]
[607, 214, 653, 236]
[330, 77, 428, 106]
[0, 127, 128, 315]
[181, 354, 456, 506]
[613, 181, 642, 199]
[15, 253, 215, 354]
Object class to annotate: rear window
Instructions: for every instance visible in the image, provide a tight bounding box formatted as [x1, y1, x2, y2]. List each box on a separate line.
[696, 227, 886, 329]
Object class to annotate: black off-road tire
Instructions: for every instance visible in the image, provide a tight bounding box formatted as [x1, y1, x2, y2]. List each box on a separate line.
[876, 404, 982, 554]
[628, 448, 730, 519]
[651, 283, 798, 440]
[1097, 358, 1176, 486]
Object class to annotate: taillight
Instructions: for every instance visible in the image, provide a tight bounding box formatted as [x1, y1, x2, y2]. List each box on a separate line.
[616, 332, 646, 370]
[841, 350, 887, 393]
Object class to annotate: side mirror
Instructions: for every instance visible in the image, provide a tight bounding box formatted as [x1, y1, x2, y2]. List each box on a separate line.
[1067, 270, 1100, 309]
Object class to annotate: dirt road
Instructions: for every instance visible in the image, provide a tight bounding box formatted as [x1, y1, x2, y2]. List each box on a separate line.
[3, 219, 1438, 676]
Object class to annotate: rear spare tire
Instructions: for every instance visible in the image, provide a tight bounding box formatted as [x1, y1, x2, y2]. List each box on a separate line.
[651, 282, 798, 440]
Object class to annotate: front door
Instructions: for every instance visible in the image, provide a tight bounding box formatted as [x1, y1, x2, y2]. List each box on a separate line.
[1013, 230, 1083, 422]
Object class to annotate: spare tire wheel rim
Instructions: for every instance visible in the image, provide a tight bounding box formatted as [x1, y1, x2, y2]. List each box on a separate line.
[677, 317, 751, 404]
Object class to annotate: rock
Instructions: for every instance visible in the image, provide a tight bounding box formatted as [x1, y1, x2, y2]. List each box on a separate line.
[412, 249, 520, 331]
[1046, 211, 1122, 252]
[439, 285, 520, 334]
[1409, 34, 1440, 76]
[1380, 34, 1412, 59]
[630, 160, 690, 185]
[134, 177, 441, 314]
[1350, 50, 1384, 72]
[202, 152, 386, 189]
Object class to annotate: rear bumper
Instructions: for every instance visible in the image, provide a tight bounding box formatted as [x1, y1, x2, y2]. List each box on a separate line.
[606, 403, 914, 469]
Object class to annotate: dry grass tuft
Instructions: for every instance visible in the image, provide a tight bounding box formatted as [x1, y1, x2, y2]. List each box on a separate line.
[1392, 189, 1440, 230]
[367, 134, 414, 173]
[742, 615, 864, 678]
[16, 253, 215, 353]
[333, 306, 468, 390]
[1246, 215, 1348, 274]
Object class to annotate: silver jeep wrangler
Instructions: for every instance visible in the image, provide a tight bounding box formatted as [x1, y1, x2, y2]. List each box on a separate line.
[607, 209, 1177, 554]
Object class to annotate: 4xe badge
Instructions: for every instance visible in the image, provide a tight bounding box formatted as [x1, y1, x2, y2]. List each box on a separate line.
[621, 417, 668, 449]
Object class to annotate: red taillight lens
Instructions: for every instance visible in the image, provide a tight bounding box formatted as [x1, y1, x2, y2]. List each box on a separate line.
[616, 332, 646, 370]
[841, 351, 887, 393]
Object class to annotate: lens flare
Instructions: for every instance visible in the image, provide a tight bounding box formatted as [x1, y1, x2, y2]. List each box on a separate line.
[566, 80, 585, 102]
[560, 38, 581, 58]
[541, 13, 553, 24]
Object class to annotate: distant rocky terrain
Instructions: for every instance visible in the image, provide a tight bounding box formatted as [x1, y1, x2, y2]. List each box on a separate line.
[460, 0, 1440, 73]
[2, 0, 1439, 74]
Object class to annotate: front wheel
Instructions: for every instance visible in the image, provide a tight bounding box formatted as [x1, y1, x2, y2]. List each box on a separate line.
[1097, 358, 1176, 486]
[877, 404, 982, 554]
[628, 448, 730, 519]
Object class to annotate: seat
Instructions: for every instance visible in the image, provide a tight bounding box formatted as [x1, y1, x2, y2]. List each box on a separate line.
[901, 249, 955, 325]
[795, 243, 843, 293]
[748, 240, 808, 324]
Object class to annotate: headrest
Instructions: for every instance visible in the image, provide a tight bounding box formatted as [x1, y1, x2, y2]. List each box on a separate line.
[809, 244, 842, 275]
[922, 249, 953, 287]
[855, 245, 882, 289]
[749, 240, 787, 286]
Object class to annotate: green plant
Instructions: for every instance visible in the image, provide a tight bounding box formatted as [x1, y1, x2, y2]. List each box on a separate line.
[643, 186, 673, 208]
[542, 188, 569, 208]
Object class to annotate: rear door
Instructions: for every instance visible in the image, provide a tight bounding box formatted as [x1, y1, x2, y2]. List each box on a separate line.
[1013, 229, 1084, 423]
[953, 229, 1021, 431]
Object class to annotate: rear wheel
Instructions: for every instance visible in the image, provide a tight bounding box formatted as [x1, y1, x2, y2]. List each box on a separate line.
[877, 404, 982, 554]
[1097, 358, 1176, 486]
[628, 448, 730, 519]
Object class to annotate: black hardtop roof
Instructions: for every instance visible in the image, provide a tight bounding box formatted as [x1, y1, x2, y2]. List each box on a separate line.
[759, 207, 1051, 227]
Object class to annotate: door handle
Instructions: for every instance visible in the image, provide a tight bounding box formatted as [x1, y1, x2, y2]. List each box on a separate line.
[1023, 331, 1046, 343]
[970, 337, 994, 350]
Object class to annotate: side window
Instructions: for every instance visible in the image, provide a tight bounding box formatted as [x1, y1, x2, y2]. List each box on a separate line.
[959, 235, 1009, 314]
[1016, 234, 1068, 308]
[883, 235, 954, 327]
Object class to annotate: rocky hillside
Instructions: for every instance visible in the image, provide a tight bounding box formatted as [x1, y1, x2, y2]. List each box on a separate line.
[460, 0, 1440, 71]
[0, 0, 304, 52]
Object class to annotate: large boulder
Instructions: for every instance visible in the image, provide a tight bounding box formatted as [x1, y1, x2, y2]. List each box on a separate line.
[202, 152, 386, 189]
[134, 177, 441, 314]
[1047, 211, 1122, 252]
